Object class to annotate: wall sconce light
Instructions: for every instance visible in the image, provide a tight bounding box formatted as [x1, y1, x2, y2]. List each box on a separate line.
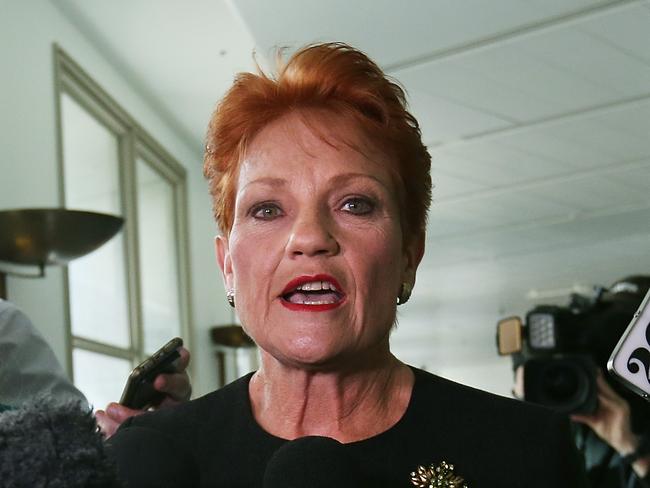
[0, 208, 124, 299]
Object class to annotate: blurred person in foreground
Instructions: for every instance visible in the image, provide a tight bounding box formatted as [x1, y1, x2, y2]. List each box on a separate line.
[513, 276, 650, 488]
[0, 298, 85, 411]
[0, 298, 191, 436]
[107, 42, 588, 487]
[572, 277, 650, 488]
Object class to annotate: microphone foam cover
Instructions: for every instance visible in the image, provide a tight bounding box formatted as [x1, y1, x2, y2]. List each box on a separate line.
[0, 399, 121, 487]
[263, 435, 361, 488]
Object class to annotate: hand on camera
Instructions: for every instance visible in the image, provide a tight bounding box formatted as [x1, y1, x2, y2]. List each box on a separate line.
[571, 370, 650, 477]
[95, 347, 191, 439]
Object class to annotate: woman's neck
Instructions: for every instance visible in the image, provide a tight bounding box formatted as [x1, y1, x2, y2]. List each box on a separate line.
[248, 352, 414, 443]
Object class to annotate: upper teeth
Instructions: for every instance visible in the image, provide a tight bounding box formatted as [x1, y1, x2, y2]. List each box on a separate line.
[296, 281, 338, 292]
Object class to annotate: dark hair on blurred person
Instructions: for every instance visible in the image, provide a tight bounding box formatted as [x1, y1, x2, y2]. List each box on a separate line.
[204, 42, 432, 241]
[0, 399, 121, 488]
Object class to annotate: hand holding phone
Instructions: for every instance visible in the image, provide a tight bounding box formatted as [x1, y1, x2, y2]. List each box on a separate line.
[119, 337, 184, 410]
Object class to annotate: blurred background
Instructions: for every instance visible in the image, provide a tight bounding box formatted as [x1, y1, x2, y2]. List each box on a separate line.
[1, 0, 648, 407]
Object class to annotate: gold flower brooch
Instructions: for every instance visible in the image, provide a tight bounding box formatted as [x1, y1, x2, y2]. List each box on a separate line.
[410, 461, 468, 488]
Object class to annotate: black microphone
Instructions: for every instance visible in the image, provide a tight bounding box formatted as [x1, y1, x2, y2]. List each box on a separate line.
[0, 399, 121, 488]
[263, 435, 362, 488]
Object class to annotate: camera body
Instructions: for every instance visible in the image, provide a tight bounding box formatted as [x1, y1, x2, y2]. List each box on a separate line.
[498, 298, 599, 415]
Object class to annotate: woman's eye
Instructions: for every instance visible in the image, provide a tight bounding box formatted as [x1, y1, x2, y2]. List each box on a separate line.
[341, 197, 374, 215]
[251, 203, 283, 220]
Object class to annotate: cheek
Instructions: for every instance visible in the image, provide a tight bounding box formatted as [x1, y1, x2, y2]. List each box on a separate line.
[228, 226, 282, 309]
[349, 224, 404, 307]
[228, 235, 274, 341]
[229, 222, 284, 276]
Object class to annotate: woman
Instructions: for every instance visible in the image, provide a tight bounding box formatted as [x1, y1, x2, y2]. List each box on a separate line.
[108, 43, 587, 487]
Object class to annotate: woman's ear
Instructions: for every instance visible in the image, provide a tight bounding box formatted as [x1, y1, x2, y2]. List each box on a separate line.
[215, 235, 233, 290]
[403, 233, 425, 287]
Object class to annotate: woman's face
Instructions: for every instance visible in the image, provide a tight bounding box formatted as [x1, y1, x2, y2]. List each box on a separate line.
[217, 111, 423, 369]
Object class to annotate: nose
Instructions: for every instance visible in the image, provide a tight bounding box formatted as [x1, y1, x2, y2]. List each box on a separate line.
[286, 208, 340, 258]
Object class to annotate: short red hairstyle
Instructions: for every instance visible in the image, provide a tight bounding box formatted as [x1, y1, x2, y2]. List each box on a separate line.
[204, 42, 431, 239]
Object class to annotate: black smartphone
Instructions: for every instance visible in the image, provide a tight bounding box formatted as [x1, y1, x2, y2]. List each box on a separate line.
[119, 337, 183, 410]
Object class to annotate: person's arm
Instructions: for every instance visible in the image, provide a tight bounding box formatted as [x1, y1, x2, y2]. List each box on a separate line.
[571, 371, 650, 480]
[0, 300, 87, 407]
[0, 299, 192, 436]
[95, 347, 192, 438]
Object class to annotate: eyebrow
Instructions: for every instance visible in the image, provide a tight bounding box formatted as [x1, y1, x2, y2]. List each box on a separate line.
[329, 172, 391, 191]
[240, 172, 391, 193]
[240, 177, 287, 192]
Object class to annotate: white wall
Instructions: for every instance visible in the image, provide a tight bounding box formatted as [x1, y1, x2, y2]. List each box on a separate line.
[390, 230, 650, 397]
[0, 0, 230, 398]
[392, 297, 515, 397]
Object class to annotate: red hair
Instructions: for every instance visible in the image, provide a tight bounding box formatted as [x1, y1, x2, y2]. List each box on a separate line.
[204, 42, 431, 239]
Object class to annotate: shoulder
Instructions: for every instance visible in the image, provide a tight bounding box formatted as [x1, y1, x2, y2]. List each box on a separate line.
[412, 367, 559, 424]
[116, 372, 252, 437]
[107, 374, 254, 487]
[0, 299, 14, 314]
[0, 300, 45, 347]
[0, 300, 31, 332]
[0, 300, 86, 406]
[0, 299, 18, 315]
[109, 373, 253, 451]
[408, 368, 587, 487]
[411, 367, 573, 441]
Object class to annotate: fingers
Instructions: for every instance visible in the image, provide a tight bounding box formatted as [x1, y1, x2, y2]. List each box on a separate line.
[95, 410, 120, 439]
[570, 415, 583, 424]
[154, 370, 192, 401]
[598, 391, 621, 413]
[570, 413, 594, 426]
[95, 402, 146, 439]
[107, 402, 144, 422]
[595, 372, 630, 416]
[95, 403, 140, 438]
[152, 346, 192, 402]
[596, 371, 625, 403]
[96, 348, 192, 438]
[176, 347, 191, 371]
[570, 389, 612, 427]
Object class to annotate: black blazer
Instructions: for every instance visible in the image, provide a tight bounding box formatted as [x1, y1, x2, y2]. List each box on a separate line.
[107, 367, 588, 487]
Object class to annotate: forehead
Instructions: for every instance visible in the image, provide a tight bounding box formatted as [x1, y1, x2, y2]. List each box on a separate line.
[237, 111, 396, 189]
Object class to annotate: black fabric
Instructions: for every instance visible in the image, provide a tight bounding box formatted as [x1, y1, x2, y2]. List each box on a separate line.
[107, 367, 588, 487]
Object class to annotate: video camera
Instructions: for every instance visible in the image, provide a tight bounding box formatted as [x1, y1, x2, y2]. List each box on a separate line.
[497, 293, 601, 415]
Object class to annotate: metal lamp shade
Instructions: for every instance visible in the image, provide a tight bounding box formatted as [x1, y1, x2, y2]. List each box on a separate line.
[0, 208, 124, 267]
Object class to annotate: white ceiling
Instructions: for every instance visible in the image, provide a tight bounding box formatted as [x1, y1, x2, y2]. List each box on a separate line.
[51, 0, 650, 386]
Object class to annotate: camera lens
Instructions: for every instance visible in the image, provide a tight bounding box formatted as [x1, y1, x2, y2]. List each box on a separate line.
[540, 363, 580, 403]
[524, 356, 598, 414]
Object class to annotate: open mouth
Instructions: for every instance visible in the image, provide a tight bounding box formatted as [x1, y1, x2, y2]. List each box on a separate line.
[281, 275, 345, 309]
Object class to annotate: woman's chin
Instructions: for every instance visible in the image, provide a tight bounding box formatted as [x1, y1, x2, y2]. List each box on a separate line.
[263, 338, 349, 370]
